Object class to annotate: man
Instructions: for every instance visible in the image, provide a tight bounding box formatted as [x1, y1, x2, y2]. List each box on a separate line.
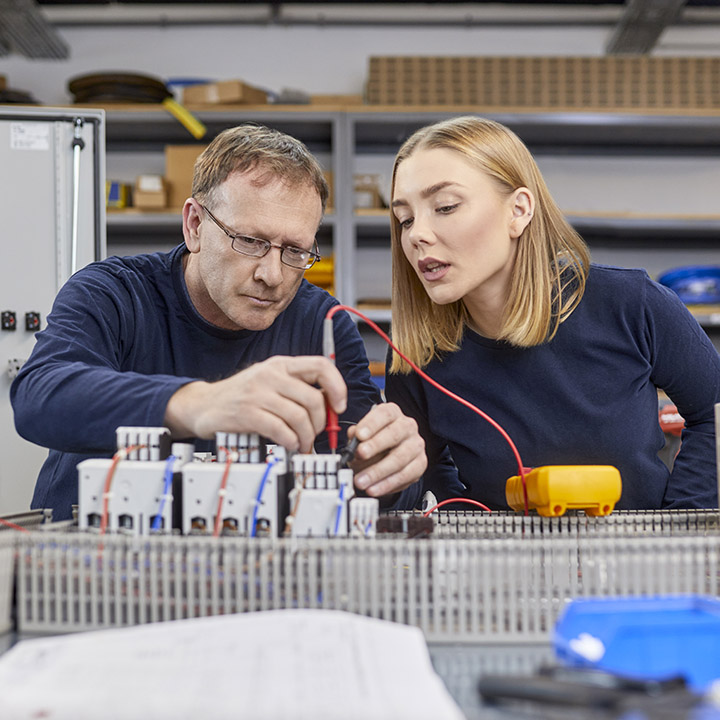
[11, 124, 426, 521]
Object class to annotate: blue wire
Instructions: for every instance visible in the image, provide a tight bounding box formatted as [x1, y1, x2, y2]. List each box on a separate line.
[333, 481, 346, 536]
[152, 454, 176, 532]
[250, 457, 279, 538]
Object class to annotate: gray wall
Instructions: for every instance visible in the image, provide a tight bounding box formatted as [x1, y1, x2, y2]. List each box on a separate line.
[2, 21, 719, 106]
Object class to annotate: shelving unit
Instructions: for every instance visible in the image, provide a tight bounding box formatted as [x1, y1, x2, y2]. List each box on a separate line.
[102, 104, 350, 297]
[101, 104, 720, 356]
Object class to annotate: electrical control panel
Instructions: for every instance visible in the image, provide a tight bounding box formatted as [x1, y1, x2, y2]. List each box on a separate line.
[77, 426, 380, 539]
[0, 107, 106, 516]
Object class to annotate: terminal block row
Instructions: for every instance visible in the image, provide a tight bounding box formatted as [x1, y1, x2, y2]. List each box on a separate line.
[78, 428, 379, 538]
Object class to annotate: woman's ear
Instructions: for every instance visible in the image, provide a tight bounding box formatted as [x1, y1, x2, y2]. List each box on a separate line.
[509, 187, 535, 239]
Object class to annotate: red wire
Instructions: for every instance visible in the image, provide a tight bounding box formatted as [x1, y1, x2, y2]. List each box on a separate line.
[0, 518, 30, 533]
[213, 449, 234, 538]
[423, 497, 492, 517]
[326, 304, 529, 514]
[99, 445, 145, 536]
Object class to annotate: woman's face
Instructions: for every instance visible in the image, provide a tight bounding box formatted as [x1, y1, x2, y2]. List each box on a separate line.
[392, 147, 530, 325]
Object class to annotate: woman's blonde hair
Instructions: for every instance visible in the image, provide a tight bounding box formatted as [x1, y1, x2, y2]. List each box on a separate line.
[390, 115, 589, 373]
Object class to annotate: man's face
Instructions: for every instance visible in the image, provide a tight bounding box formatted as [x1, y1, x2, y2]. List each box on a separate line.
[183, 169, 323, 332]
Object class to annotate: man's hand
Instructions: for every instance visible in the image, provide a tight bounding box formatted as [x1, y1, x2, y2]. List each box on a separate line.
[348, 403, 427, 498]
[164, 355, 346, 452]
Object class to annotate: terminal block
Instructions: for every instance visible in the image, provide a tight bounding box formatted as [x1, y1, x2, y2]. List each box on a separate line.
[215, 432, 262, 463]
[506, 465, 622, 517]
[285, 454, 358, 537]
[349, 497, 379, 538]
[78, 429, 187, 534]
[78, 452, 186, 534]
[376, 513, 433, 538]
[115, 426, 172, 461]
[181, 438, 286, 536]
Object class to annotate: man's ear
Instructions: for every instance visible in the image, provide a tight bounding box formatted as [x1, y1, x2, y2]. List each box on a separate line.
[182, 199, 203, 253]
[509, 187, 535, 239]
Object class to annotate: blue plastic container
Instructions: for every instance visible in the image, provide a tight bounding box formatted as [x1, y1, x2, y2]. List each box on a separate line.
[658, 266, 720, 304]
[554, 595, 720, 691]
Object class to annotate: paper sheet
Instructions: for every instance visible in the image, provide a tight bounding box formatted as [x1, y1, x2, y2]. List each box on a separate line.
[0, 609, 465, 720]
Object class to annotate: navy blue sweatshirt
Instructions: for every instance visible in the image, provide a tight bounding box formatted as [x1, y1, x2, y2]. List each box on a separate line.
[386, 265, 720, 510]
[11, 244, 382, 520]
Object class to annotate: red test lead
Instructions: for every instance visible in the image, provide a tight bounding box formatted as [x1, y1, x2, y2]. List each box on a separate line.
[324, 304, 529, 514]
[323, 316, 339, 452]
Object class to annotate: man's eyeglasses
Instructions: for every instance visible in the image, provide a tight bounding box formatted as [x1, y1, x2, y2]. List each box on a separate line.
[201, 205, 321, 270]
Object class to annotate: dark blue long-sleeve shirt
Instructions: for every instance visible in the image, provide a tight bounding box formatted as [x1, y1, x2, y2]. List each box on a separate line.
[386, 265, 720, 510]
[11, 244, 382, 520]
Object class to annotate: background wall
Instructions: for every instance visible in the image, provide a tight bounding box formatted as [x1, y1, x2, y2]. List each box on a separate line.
[3, 19, 720, 214]
[2, 21, 719, 106]
[2, 17, 719, 288]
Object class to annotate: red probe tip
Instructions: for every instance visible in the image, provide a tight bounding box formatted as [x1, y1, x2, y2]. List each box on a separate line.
[326, 405, 340, 452]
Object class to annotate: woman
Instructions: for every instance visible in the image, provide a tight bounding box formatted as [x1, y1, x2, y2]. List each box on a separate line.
[386, 115, 720, 510]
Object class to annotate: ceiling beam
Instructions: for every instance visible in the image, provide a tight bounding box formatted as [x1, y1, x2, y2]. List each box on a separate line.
[606, 0, 688, 54]
[0, 0, 69, 58]
[41, 3, 623, 28]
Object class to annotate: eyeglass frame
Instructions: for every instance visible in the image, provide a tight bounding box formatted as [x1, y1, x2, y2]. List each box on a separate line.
[200, 204, 321, 270]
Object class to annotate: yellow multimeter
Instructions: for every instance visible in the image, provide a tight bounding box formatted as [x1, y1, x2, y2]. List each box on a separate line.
[506, 465, 622, 517]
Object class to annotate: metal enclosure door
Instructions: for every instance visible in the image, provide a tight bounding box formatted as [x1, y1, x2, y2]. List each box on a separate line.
[0, 107, 106, 515]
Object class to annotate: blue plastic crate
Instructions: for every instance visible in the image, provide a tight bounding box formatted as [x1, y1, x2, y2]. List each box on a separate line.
[554, 596, 720, 691]
[658, 266, 720, 305]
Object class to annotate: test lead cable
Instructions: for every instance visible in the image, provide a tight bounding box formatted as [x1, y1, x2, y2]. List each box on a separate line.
[324, 304, 529, 514]
[339, 435, 359, 468]
[422, 498, 492, 517]
[323, 316, 340, 452]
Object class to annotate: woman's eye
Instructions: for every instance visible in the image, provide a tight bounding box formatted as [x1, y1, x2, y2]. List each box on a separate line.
[437, 203, 459, 214]
[399, 218, 413, 229]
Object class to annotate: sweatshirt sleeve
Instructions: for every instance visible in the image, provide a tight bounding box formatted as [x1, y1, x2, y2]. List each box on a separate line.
[10, 267, 193, 455]
[644, 276, 720, 508]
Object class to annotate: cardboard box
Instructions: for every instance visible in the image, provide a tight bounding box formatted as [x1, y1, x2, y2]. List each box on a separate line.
[354, 174, 384, 210]
[164, 144, 207, 210]
[310, 94, 363, 106]
[183, 80, 268, 105]
[133, 174, 167, 210]
[365, 56, 720, 110]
